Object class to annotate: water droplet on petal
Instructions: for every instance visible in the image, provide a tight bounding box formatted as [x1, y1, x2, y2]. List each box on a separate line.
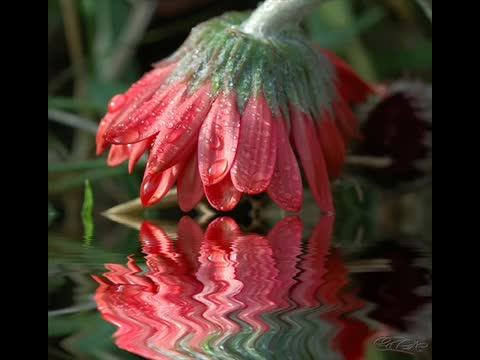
[108, 94, 127, 113]
[208, 159, 228, 179]
[110, 128, 140, 143]
[208, 134, 223, 149]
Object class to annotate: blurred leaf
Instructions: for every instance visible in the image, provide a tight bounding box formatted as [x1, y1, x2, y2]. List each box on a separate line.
[416, 0, 432, 21]
[48, 159, 110, 173]
[81, 0, 144, 85]
[373, 39, 432, 75]
[48, 314, 92, 337]
[48, 131, 69, 162]
[48, 167, 127, 193]
[82, 180, 94, 244]
[48, 0, 62, 41]
[307, 3, 386, 49]
[87, 78, 132, 112]
[80, 0, 130, 77]
[48, 96, 104, 114]
[48, 108, 98, 134]
[307, 0, 381, 80]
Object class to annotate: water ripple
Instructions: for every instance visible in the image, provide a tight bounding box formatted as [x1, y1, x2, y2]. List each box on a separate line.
[93, 215, 431, 359]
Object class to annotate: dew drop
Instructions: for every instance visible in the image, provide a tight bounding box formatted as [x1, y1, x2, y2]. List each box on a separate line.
[110, 128, 140, 143]
[208, 159, 228, 179]
[208, 134, 223, 149]
[108, 94, 127, 113]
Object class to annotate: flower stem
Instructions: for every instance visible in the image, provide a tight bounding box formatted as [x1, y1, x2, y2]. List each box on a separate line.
[242, 0, 326, 36]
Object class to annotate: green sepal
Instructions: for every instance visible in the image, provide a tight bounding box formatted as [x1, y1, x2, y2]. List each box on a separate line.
[162, 12, 338, 120]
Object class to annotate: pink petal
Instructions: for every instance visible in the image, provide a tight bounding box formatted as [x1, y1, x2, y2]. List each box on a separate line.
[333, 99, 362, 141]
[291, 107, 334, 214]
[322, 49, 374, 103]
[267, 114, 303, 212]
[204, 174, 242, 212]
[127, 138, 152, 174]
[146, 84, 213, 173]
[231, 94, 277, 194]
[140, 164, 181, 207]
[95, 67, 174, 155]
[106, 81, 188, 144]
[198, 92, 241, 186]
[107, 145, 130, 167]
[177, 152, 204, 212]
[96, 113, 116, 155]
[317, 115, 346, 179]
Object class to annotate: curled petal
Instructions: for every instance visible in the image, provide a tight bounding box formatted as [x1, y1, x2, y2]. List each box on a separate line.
[128, 139, 152, 174]
[177, 152, 204, 212]
[198, 92, 241, 186]
[231, 94, 277, 194]
[107, 145, 130, 167]
[96, 113, 116, 155]
[140, 164, 182, 207]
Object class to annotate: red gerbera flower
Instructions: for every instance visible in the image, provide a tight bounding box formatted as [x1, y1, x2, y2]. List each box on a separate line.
[96, 10, 372, 213]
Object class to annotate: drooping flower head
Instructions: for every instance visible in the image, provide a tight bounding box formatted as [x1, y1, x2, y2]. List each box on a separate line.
[96, 8, 373, 213]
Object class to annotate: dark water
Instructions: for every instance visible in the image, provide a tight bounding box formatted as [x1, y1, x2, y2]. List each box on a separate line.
[48, 194, 432, 360]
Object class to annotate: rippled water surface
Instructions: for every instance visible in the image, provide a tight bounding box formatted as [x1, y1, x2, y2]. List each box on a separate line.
[48, 201, 432, 359]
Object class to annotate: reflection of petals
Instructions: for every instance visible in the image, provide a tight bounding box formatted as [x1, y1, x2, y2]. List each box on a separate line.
[267, 217, 304, 310]
[176, 216, 204, 272]
[233, 235, 279, 332]
[194, 226, 244, 343]
[290, 216, 334, 308]
[93, 216, 388, 359]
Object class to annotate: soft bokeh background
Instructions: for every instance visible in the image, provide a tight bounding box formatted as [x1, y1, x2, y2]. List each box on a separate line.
[48, 1, 432, 359]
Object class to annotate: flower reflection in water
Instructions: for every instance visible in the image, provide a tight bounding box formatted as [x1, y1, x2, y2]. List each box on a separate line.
[93, 217, 380, 359]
